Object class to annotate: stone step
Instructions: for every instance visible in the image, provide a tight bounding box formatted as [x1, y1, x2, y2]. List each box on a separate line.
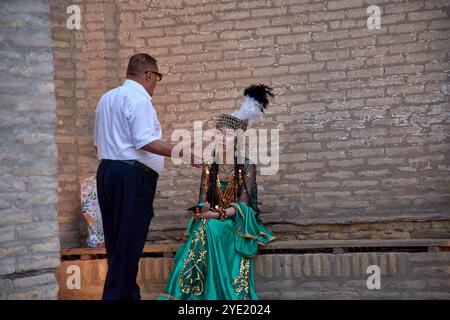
[56, 250, 450, 300]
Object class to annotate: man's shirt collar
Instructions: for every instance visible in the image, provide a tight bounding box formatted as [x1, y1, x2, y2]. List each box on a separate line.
[123, 79, 152, 100]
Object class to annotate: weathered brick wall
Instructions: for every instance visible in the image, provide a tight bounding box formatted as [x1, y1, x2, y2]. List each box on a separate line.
[0, 0, 60, 299]
[49, 0, 121, 248]
[56, 251, 450, 299]
[255, 251, 450, 299]
[49, 0, 450, 248]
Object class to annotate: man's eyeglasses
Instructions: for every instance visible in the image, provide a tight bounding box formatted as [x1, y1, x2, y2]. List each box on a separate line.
[145, 70, 163, 82]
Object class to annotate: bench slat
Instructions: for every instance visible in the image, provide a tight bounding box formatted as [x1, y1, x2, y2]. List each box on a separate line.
[61, 239, 450, 257]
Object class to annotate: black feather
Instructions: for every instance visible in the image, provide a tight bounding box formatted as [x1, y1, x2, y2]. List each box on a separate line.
[243, 83, 274, 112]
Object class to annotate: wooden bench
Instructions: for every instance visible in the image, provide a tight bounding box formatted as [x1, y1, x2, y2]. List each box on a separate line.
[61, 239, 450, 260]
[61, 243, 180, 260]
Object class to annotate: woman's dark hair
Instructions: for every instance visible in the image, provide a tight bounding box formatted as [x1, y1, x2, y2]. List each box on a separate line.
[206, 152, 261, 220]
[205, 84, 273, 219]
[243, 83, 274, 112]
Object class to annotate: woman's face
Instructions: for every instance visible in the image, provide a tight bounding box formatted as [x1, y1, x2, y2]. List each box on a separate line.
[216, 127, 235, 157]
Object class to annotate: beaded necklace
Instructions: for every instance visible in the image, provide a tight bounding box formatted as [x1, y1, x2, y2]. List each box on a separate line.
[215, 167, 244, 209]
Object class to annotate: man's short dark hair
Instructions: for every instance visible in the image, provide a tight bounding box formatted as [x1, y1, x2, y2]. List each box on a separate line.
[126, 53, 157, 75]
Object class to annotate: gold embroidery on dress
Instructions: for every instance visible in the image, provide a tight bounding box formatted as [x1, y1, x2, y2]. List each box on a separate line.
[231, 256, 251, 300]
[179, 219, 208, 296]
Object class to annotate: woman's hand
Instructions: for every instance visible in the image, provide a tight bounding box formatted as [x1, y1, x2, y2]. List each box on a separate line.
[200, 201, 210, 213]
[226, 206, 236, 217]
[206, 210, 220, 219]
[195, 210, 218, 220]
[194, 201, 211, 220]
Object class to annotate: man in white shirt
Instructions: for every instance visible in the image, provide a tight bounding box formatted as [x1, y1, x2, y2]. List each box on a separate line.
[94, 53, 201, 300]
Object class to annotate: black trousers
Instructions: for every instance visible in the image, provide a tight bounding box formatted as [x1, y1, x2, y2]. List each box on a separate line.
[96, 160, 158, 300]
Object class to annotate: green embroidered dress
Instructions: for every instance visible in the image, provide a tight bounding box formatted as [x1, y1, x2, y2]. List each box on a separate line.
[156, 160, 275, 300]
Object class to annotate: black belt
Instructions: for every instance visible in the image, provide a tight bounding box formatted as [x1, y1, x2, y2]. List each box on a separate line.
[101, 159, 159, 179]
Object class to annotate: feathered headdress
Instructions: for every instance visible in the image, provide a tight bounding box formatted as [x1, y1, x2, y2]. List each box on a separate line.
[216, 83, 274, 131]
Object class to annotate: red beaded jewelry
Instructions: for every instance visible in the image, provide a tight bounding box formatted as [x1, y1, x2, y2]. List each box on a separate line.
[218, 208, 226, 221]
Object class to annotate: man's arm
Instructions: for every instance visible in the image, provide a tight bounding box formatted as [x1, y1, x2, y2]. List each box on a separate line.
[140, 139, 176, 158]
[129, 100, 202, 166]
[140, 139, 202, 167]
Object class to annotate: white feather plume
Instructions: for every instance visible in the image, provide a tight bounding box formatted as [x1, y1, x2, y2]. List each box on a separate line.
[231, 95, 264, 129]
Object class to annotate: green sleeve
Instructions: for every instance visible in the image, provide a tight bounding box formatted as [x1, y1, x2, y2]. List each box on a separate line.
[229, 201, 275, 258]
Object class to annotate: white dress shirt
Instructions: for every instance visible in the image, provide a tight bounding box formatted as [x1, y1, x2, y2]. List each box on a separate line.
[94, 79, 164, 175]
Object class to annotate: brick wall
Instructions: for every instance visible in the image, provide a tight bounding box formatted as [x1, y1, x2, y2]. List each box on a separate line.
[49, 0, 450, 248]
[49, 0, 122, 248]
[0, 0, 60, 299]
[56, 251, 450, 299]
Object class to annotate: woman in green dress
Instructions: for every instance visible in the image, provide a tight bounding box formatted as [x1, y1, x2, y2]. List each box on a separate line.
[157, 84, 276, 300]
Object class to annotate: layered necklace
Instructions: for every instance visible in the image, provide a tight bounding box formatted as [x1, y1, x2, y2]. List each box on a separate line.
[215, 165, 243, 209]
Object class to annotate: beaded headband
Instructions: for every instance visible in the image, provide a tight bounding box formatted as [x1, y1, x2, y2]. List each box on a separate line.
[216, 114, 248, 131]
